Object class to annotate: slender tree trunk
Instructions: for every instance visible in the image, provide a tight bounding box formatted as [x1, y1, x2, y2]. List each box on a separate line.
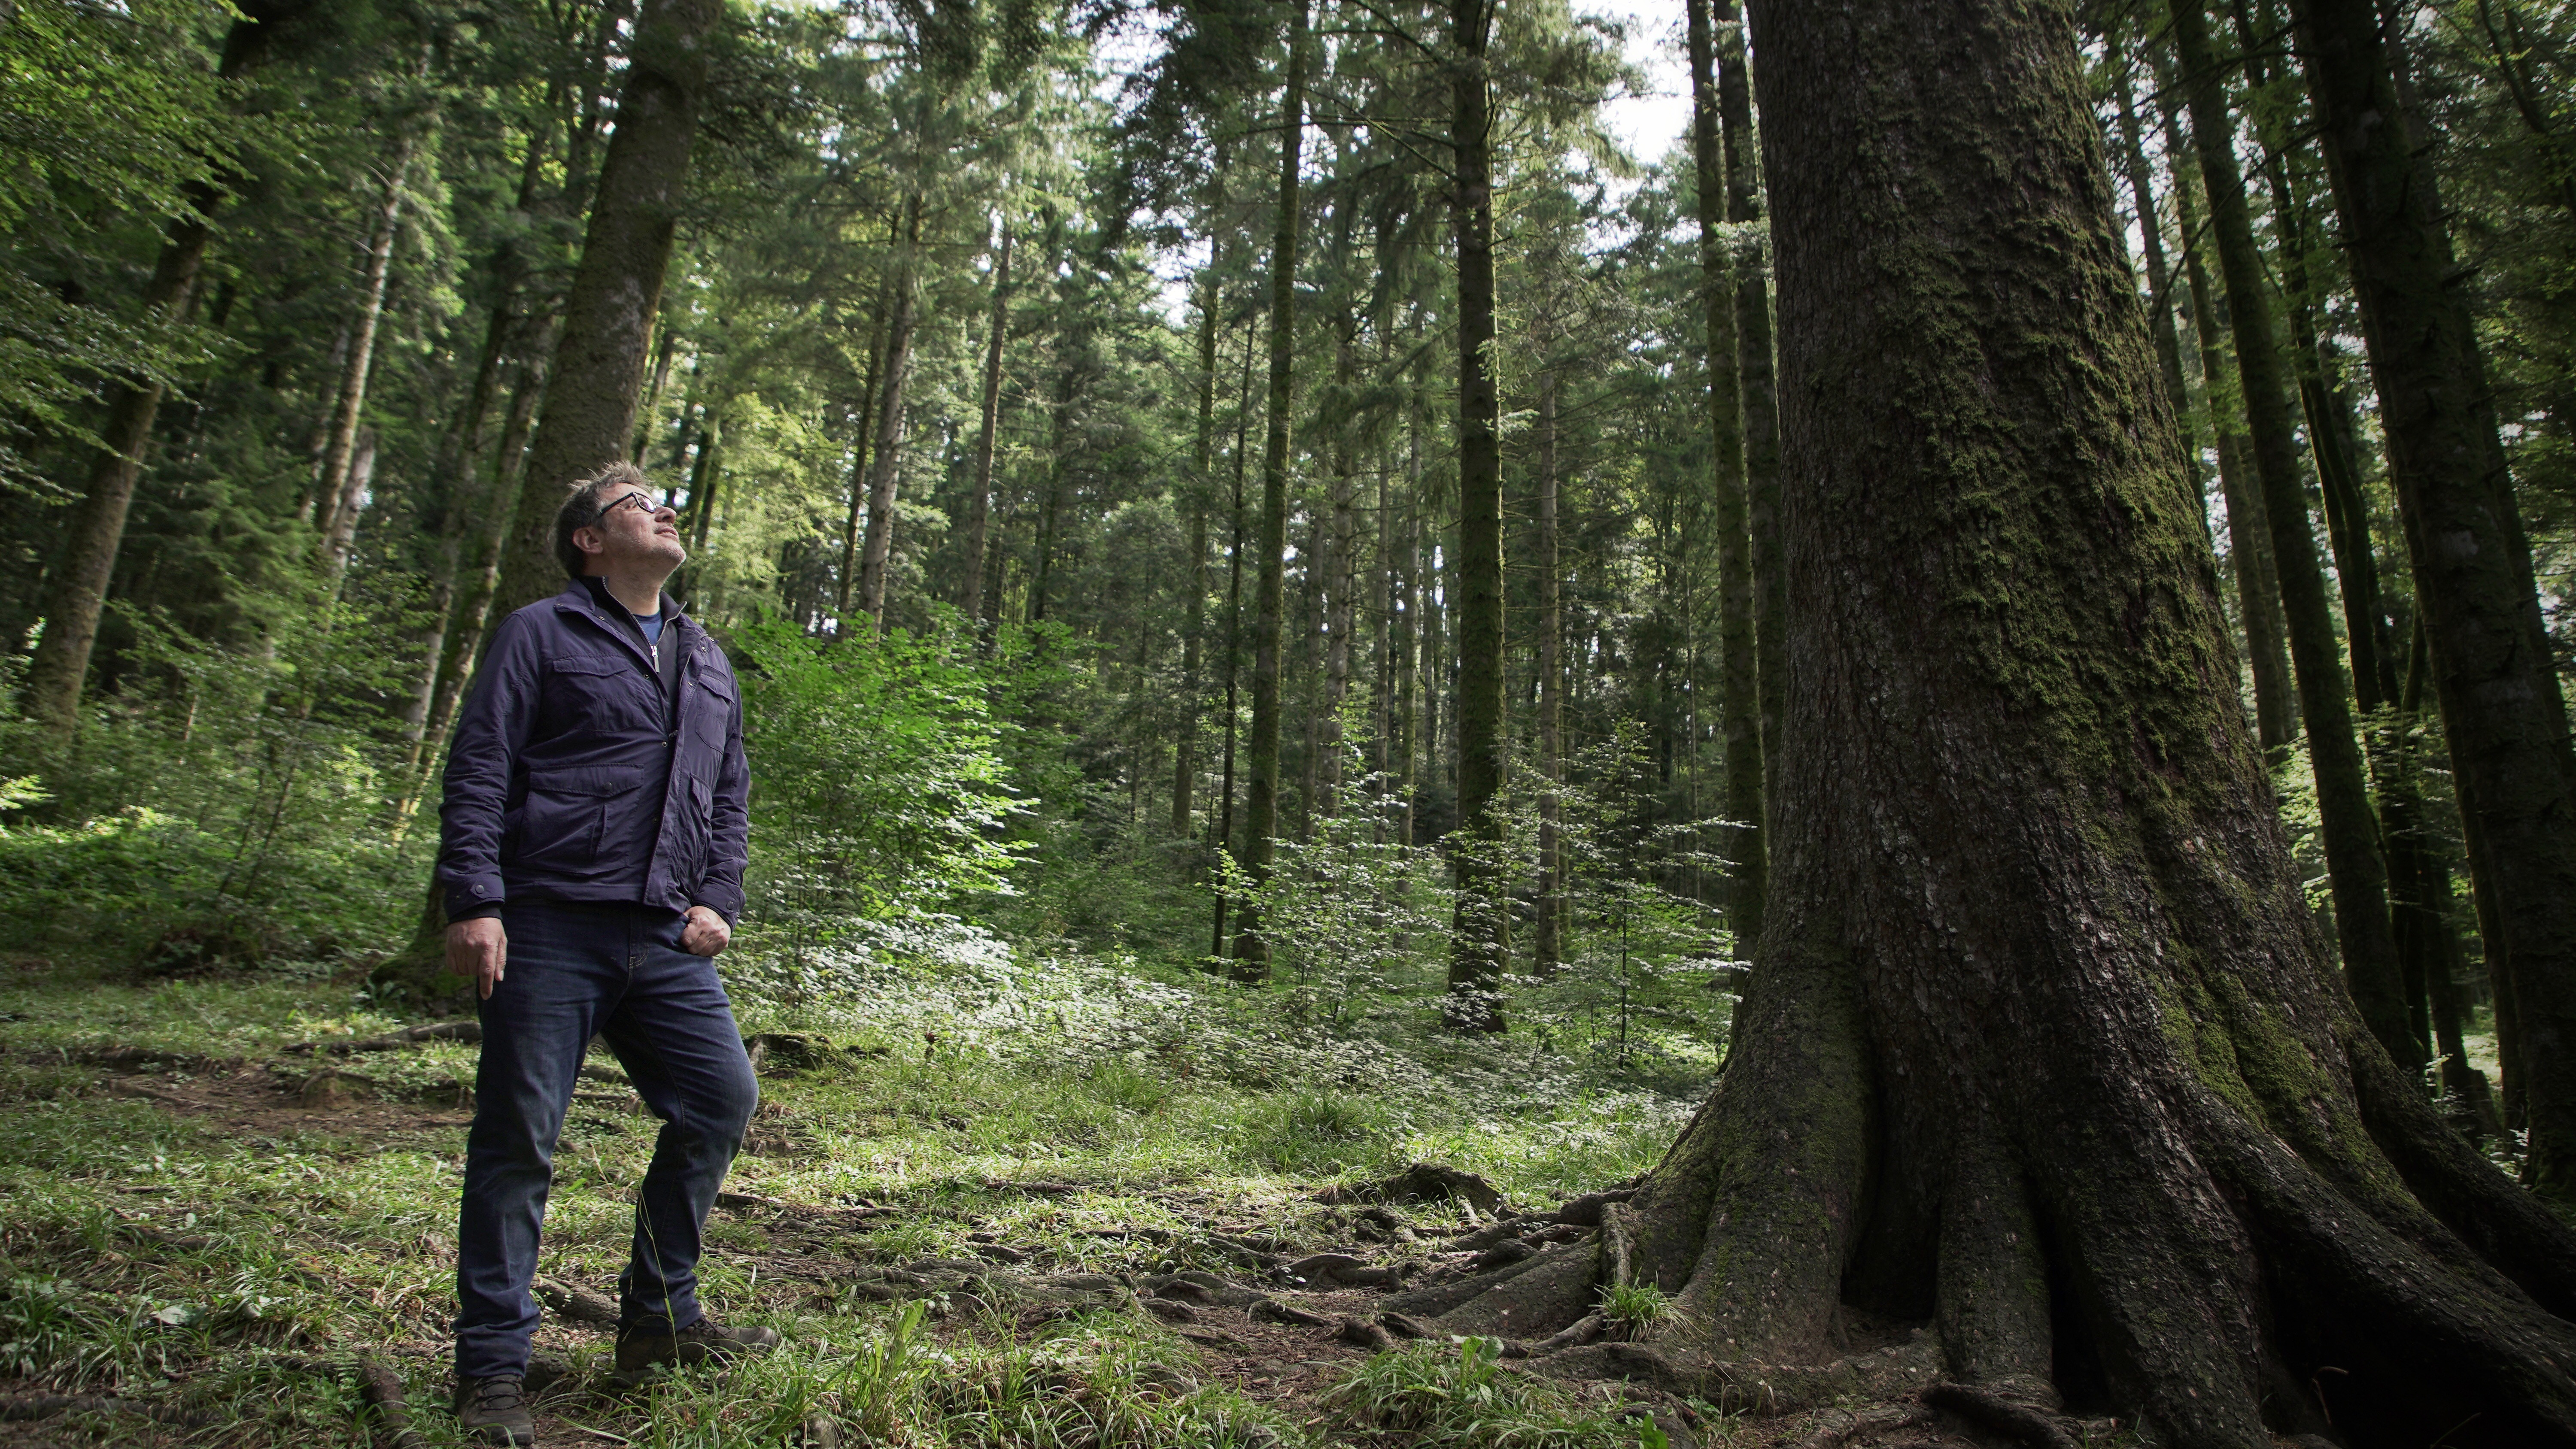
[1176, 264, 1218, 834]
[632, 320, 677, 461]
[1691, 0, 1767, 952]
[20, 1, 312, 729]
[2400, 620, 2512, 1139]
[314, 135, 415, 554]
[494, 0, 722, 623]
[1444, 0, 1507, 1029]
[2170, 0, 2418, 1073]
[2166, 130, 2299, 752]
[1232, 0, 1309, 978]
[960, 224, 1012, 621]
[2290, 0, 2576, 1194]
[409, 313, 558, 811]
[837, 298, 887, 621]
[1372, 457, 1394, 832]
[2111, 62, 2201, 478]
[1317, 325, 1358, 814]
[1399, 10, 2576, 1442]
[321, 429, 378, 582]
[1030, 389, 1069, 626]
[1212, 323, 1256, 960]
[398, 108, 557, 758]
[1533, 372, 1564, 976]
[1398, 407, 1422, 847]
[1296, 510, 1326, 840]
[1716, 0, 1785, 806]
[860, 194, 924, 629]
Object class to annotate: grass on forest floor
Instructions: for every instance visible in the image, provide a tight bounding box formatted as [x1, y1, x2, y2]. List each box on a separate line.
[0, 943, 1719, 1449]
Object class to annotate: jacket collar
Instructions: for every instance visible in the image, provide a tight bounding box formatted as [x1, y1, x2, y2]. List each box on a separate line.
[558, 577, 696, 669]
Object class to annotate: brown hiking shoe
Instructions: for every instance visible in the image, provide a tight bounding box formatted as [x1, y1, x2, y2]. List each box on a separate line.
[452, 1374, 534, 1446]
[615, 1316, 783, 1372]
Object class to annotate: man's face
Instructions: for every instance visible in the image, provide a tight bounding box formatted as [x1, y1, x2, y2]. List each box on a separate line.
[575, 487, 686, 575]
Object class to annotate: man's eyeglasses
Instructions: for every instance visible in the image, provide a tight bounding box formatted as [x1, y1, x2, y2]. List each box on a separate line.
[599, 490, 660, 519]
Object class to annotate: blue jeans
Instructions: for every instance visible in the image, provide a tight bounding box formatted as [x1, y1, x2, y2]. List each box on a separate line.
[454, 901, 759, 1379]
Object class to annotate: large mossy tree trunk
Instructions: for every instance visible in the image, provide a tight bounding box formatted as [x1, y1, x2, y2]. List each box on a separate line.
[2286, 0, 2576, 1200]
[1400, 0, 2576, 1442]
[494, 0, 722, 621]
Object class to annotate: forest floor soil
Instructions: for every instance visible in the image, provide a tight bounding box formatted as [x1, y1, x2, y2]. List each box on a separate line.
[1, 967, 2020, 1447]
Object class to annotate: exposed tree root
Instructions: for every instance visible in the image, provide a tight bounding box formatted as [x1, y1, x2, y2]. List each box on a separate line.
[1789, 1403, 1926, 1449]
[1529, 1331, 1945, 1417]
[1922, 1382, 2079, 1449]
[354, 1357, 425, 1449]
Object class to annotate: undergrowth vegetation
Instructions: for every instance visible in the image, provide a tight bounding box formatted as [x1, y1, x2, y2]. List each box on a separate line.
[0, 930, 1705, 1446]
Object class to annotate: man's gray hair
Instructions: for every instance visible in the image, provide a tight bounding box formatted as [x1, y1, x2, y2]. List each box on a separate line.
[555, 461, 652, 579]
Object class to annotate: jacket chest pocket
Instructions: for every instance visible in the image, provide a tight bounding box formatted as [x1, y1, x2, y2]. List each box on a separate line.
[684, 673, 735, 750]
[549, 653, 662, 735]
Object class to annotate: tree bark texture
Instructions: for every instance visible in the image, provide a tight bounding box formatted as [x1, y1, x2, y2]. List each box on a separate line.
[2169, 0, 2418, 1071]
[495, 0, 721, 622]
[1689, 0, 1767, 954]
[2288, 0, 2576, 1197]
[1232, 0, 1308, 978]
[1444, 0, 1507, 1030]
[1399, 3, 2576, 1444]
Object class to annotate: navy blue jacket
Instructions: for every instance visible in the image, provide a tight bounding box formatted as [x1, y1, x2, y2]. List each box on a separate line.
[436, 579, 750, 926]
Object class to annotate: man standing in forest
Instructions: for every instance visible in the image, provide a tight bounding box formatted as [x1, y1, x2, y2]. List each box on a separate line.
[436, 462, 773, 1447]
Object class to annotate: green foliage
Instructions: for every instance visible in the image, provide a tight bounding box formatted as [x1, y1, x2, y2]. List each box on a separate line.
[738, 614, 1027, 936]
[0, 0, 243, 485]
[1516, 725, 1732, 1074]
[1597, 1279, 1668, 1328]
[1217, 733, 1455, 1022]
[0, 599, 436, 962]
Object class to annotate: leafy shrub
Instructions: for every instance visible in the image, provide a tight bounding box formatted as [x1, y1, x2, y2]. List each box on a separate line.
[735, 616, 1027, 943]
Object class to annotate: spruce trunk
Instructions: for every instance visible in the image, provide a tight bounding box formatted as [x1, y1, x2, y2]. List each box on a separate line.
[1231, 0, 1309, 977]
[859, 195, 924, 629]
[494, 0, 721, 621]
[1444, 0, 1507, 1030]
[1533, 373, 1564, 976]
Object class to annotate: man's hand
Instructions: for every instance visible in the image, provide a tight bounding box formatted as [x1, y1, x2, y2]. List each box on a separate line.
[681, 905, 731, 957]
[445, 917, 508, 1000]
